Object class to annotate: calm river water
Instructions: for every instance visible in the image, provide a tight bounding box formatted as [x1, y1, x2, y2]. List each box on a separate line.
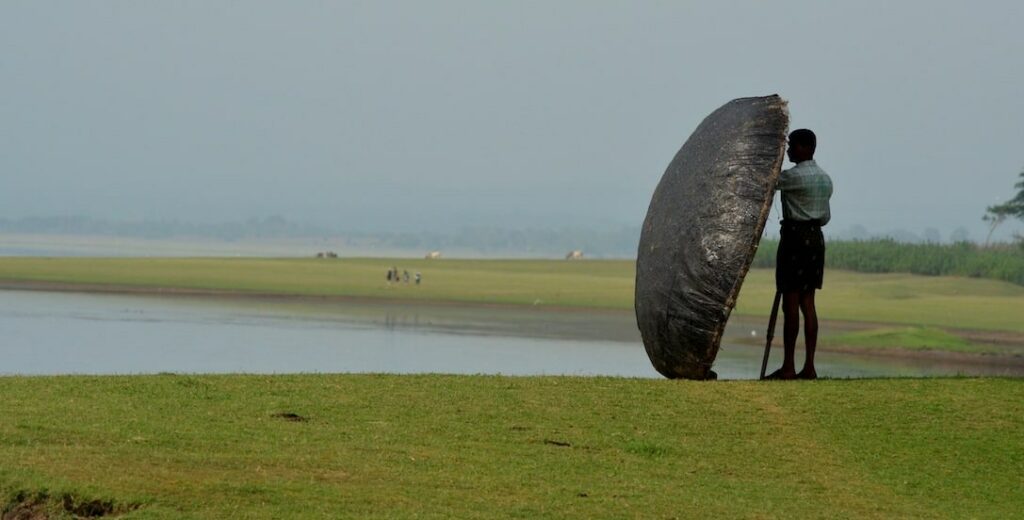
[0, 290, 1012, 379]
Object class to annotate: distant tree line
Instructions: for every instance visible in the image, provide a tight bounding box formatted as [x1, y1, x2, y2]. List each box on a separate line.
[5, 216, 1022, 275]
[0, 215, 329, 241]
[0, 216, 644, 257]
[345, 226, 643, 257]
[753, 238, 1024, 286]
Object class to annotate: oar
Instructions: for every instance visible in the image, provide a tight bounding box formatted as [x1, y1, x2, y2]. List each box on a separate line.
[759, 291, 782, 380]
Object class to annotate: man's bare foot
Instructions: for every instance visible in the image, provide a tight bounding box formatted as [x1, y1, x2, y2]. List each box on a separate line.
[764, 368, 796, 380]
[797, 368, 817, 380]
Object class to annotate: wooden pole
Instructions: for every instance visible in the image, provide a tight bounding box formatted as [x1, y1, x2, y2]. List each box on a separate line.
[759, 291, 782, 380]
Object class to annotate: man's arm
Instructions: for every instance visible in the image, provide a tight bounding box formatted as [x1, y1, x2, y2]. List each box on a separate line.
[776, 168, 796, 192]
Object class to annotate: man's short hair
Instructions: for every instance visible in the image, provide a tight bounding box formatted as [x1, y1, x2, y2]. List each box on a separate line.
[789, 129, 816, 152]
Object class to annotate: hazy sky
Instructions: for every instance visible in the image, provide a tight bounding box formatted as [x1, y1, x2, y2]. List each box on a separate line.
[2, 1, 1023, 239]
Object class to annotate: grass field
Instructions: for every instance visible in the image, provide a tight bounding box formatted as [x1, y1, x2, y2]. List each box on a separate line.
[1, 257, 1022, 335]
[1, 375, 1021, 518]
[824, 326, 993, 353]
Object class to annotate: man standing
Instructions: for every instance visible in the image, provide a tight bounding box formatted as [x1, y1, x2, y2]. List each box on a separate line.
[767, 129, 833, 380]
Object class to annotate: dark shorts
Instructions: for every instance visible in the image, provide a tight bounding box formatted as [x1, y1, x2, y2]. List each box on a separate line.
[776, 220, 825, 293]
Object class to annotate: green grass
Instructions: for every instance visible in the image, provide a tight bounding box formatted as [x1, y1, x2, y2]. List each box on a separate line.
[1, 375, 1021, 518]
[1, 257, 1022, 334]
[0, 257, 634, 309]
[824, 326, 996, 354]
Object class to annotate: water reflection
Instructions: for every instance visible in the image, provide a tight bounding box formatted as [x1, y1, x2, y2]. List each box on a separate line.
[0, 290, 1017, 379]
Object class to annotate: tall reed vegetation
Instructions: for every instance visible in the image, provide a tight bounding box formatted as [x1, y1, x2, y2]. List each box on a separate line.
[753, 239, 1024, 285]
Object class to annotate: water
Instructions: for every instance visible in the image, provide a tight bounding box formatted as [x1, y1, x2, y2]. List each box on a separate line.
[0, 290, 1014, 379]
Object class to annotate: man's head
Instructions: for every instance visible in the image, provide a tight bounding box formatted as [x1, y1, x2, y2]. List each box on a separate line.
[787, 128, 816, 163]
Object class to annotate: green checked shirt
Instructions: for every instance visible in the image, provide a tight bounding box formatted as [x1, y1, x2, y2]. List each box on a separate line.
[778, 159, 833, 225]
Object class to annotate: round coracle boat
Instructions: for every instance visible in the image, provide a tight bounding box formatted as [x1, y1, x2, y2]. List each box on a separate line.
[635, 95, 789, 380]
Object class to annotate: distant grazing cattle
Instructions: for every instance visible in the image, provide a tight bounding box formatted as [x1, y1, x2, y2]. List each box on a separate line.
[566, 250, 584, 260]
[425, 251, 442, 259]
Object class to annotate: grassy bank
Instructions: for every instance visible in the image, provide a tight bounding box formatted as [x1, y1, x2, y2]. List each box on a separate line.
[823, 326, 990, 353]
[1, 257, 1022, 334]
[1, 375, 1021, 518]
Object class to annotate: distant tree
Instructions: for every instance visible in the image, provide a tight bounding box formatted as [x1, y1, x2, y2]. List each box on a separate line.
[844, 224, 870, 241]
[984, 168, 1024, 245]
[950, 227, 970, 243]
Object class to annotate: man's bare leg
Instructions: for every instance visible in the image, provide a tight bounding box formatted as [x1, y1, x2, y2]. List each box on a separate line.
[767, 291, 801, 380]
[798, 290, 818, 380]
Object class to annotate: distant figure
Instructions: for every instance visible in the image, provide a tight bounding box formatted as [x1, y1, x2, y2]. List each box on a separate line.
[386, 269, 393, 283]
[425, 251, 442, 259]
[766, 128, 833, 381]
[415, 272, 421, 285]
[565, 250, 584, 260]
[403, 270, 410, 283]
